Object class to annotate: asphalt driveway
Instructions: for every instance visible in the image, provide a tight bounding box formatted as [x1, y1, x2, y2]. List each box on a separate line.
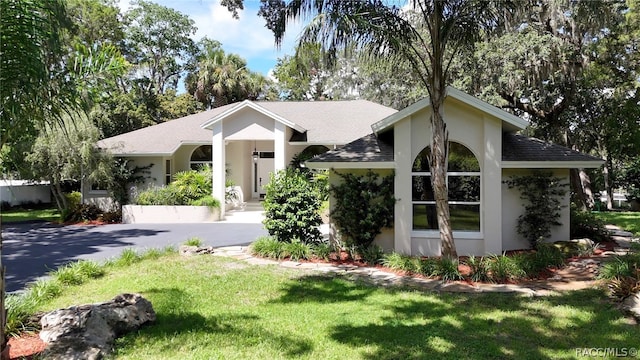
[1, 221, 267, 292]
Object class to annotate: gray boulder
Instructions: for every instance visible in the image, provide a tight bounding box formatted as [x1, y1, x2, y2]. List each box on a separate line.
[40, 293, 155, 360]
[622, 292, 640, 322]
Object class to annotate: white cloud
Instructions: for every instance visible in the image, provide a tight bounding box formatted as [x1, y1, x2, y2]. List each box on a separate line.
[191, 1, 305, 67]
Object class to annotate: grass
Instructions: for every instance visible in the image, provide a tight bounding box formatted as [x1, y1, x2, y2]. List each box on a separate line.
[28, 254, 640, 359]
[1, 207, 60, 223]
[593, 211, 640, 236]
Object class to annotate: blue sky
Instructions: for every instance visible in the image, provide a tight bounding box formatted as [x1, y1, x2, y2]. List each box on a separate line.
[118, 0, 305, 76]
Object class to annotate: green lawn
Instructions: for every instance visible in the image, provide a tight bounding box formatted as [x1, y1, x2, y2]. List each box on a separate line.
[36, 254, 639, 359]
[594, 211, 640, 236]
[0, 207, 60, 223]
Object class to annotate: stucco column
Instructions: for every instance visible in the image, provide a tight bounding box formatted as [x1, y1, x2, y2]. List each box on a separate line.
[483, 117, 502, 254]
[394, 118, 412, 255]
[274, 122, 286, 171]
[212, 122, 226, 219]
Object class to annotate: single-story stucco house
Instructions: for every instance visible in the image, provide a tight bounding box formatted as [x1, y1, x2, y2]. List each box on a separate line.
[94, 87, 603, 256]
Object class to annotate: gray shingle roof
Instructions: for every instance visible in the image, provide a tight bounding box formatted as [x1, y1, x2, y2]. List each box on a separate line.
[98, 100, 396, 155]
[307, 133, 394, 163]
[502, 133, 603, 163]
[308, 132, 603, 166]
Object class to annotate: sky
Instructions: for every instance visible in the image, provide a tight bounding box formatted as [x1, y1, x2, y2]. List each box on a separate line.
[117, 0, 305, 77]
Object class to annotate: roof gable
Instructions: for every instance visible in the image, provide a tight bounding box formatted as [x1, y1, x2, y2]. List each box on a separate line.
[201, 100, 306, 133]
[371, 87, 528, 134]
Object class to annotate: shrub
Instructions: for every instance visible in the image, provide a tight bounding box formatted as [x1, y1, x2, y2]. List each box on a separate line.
[382, 252, 418, 273]
[184, 237, 203, 247]
[64, 203, 103, 222]
[357, 245, 384, 265]
[102, 209, 122, 223]
[488, 254, 525, 282]
[534, 243, 567, 269]
[418, 258, 439, 277]
[570, 205, 610, 242]
[311, 243, 333, 261]
[262, 168, 322, 243]
[465, 256, 491, 283]
[504, 171, 568, 248]
[133, 166, 220, 207]
[599, 253, 640, 298]
[434, 257, 463, 282]
[251, 236, 287, 259]
[331, 171, 395, 248]
[284, 240, 311, 261]
[189, 195, 221, 208]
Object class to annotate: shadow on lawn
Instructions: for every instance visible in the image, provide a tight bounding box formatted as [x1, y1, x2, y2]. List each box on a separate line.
[117, 287, 313, 357]
[274, 274, 639, 360]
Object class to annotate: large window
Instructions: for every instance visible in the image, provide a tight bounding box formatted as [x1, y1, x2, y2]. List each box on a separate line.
[412, 142, 481, 231]
[190, 145, 212, 170]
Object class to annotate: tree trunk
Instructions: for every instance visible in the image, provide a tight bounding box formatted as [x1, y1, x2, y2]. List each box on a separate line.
[570, 168, 588, 211]
[429, 89, 457, 259]
[604, 155, 614, 210]
[579, 169, 594, 209]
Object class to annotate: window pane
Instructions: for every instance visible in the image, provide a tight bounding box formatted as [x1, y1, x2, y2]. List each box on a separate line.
[450, 204, 480, 231]
[413, 204, 480, 231]
[412, 147, 430, 172]
[191, 145, 212, 161]
[448, 176, 480, 202]
[449, 142, 480, 172]
[412, 176, 434, 201]
[413, 204, 438, 230]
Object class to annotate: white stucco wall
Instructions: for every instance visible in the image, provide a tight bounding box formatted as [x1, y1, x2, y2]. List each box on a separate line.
[501, 168, 571, 251]
[396, 96, 504, 256]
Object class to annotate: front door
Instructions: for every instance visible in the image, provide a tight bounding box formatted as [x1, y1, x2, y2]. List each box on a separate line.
[253, 152, 274, 199]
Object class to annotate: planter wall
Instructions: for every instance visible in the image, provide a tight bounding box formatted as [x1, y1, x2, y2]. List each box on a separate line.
[122, 205, 220, 224]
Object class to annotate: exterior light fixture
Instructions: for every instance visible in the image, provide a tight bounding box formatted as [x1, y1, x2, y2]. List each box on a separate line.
[252, 141, 259, 162]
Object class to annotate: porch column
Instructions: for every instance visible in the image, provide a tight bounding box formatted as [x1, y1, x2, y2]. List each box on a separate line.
[483, 117, 502, 254]
[274, 122, 286, 171]
[394, 118, 412, 255]
[212, 121, 226, 219]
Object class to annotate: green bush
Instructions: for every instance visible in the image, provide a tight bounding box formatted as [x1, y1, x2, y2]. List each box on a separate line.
[133, 166, 220, 208]
[189, 195, 221, 208]
[599, 253, 640, 298]
[465, 256, 491, 283]
[331, 171, 395, 248]
[251, 236, 288, 259]
[488, 254, 525, 282]
[418, 258, 439, 277]
[311, 243, 333, 261]
[382, 252, 419, 273]
[263, 168, 322, 243]
[284, 240, 311, 261]
[570, 205, 610, 242]
[357, 245, 384, 265]
[184, 237, 203, 247]
[504, 171, 568, 248]
[534, 243, 567, 269]
[434, 257, 463, 282]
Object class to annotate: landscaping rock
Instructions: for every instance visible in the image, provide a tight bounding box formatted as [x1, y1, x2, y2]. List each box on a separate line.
[621, 293, 640, 321]
[39, 293, 155, 360]
[553, 239, 594, 255]
[179, 245, 216, 256]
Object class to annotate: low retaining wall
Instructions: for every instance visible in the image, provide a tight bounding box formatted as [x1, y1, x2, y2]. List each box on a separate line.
[122, 205, 220, 224]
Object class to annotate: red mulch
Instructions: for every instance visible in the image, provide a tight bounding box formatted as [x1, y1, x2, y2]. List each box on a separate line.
[7, 334, 46, 360]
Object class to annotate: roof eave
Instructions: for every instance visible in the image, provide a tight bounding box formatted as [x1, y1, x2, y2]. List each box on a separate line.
[201, 100, 307, 133]
[305, 161, 395, 169]
[372, 87, 529, 134]
[502, 160, 604, 169]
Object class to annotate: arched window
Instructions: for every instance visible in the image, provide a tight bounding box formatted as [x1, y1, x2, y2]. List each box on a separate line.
[412, 142, 481, 231]
[190, 145, 212, 170]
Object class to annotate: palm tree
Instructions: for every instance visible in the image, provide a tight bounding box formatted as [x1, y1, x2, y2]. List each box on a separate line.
[186, 39, 269, 109]
[0, 0, 72, 354]
[255, 0, 507, 258]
